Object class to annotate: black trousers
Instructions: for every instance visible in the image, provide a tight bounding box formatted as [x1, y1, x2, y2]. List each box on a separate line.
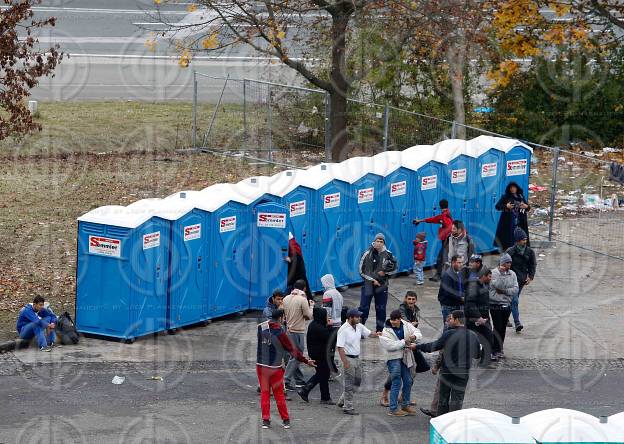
[304, 358, 331, 401]
[435, 237, 449, 277]
[490, 304, 511, 355]
[437, 371, 469, 415]
[467, 320, 493, 363]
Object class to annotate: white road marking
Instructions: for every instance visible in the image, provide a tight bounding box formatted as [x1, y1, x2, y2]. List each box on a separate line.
[0, 6, 187, 14]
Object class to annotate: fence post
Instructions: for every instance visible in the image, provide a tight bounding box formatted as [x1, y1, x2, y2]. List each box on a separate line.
[267, 83, 273, 161]
[382, 104, 390, 151]
[548, 147, 560, 242]
[451, 120, 457, 139]
[324, 92, 331, 162]
[191, 70, 197, 149]
[243, 79, 247, 149]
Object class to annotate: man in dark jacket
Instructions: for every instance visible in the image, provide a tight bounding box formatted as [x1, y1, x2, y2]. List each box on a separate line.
[358, 233, 397, 332]
[417, 310, 481, 415]
[506, 227, 536, 333]
[262, 289, 285, 320]
[16, 295, 57, 351]
[464, 267, 495, 364]
[437, 254, 465, 329]
[297, 308, 335, 404]
[257, 309, 316, 430]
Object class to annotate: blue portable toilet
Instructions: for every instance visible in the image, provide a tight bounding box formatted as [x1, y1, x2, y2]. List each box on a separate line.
[263, 169, 320, 291]
[401, 148, 450, 268]
[76, 204, 170, 341]
[429, 139, 477, 228]
[466, 138, 508, 253]
[132, 197, 208, 331]
[295, 163, 355, 288]
[335, 157, 385, 284]
[249, 201, 290, 310]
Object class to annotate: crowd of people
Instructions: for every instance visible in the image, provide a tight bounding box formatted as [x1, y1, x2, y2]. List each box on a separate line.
[256, 184, 537, 429]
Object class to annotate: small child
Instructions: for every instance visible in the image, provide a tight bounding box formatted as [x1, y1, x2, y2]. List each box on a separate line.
[413, 232, 427, 285]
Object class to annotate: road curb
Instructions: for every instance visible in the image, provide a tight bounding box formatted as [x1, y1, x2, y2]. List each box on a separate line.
[0, 338, 28, 353]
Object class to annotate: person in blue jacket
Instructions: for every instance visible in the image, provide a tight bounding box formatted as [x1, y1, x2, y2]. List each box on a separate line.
[16, 295, 57, 351]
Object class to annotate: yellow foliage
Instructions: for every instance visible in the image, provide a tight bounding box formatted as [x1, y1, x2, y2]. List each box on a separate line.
[154, 0, 161, 4]
[178, 49, 191, 68]
[144, 37, 157, 52]
[202, 33, 219, 50]
[187, 4, 197, 12]
[276, 30, 286, 40]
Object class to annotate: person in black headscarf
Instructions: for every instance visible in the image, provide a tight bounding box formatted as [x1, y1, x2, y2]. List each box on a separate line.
[494, 182, 530, 251]
[285, 232, 313, 300]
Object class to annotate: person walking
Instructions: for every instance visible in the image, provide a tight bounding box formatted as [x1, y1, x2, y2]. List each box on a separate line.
[321, 273, 343, 376]
[417, 310, 481, 415]
[413, 198, 453, 282]
[297, 308, 335, 405]
[506, 227, 536, 333]
[358, 233, 397, 332]
[412, 231, 427, 285]
[379, 309, 422, 417]
[464, 254, 484, 282]
[446, 220, 475, 269]
[489, 254, 519, 359]
[285, 233, 313, 300]
[256, 309, 315, 430]
[283, 280, 313, 390]
[336, 308, 381, 415]
[437, 254, 465, 329]
[494, 182, 530, 251]
[465, 267, 495, 365]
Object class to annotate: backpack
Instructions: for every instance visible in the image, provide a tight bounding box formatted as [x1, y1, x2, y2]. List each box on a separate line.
[56, 312, 79, 345]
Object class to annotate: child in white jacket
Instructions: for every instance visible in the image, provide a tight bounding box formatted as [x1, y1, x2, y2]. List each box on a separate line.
[379, 309, 422, 416]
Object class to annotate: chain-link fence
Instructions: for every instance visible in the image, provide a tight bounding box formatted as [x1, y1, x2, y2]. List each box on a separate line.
[190, 72, 624, 260]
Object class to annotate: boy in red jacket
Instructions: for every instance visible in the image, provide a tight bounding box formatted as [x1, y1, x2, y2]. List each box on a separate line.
[413, 199, 453, 282]
[412, 232, 427, 285]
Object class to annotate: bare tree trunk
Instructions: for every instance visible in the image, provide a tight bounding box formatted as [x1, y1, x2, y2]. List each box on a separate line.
[448, 37, 467, 139]
[329, 10, 351, 161]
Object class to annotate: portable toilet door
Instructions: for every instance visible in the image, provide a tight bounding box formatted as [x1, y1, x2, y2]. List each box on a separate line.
[200, 185, 254, 317]
[250, 201, 290, 310]
[468, 140, 506, 253]
[297, 164, 354, 288]
[502, 140, 532, 196]
[272, 170, 319, 292]
[166, 204, 207, 330]
[76, 205, 169, 341]
[445, 152, 476, 229]
[372, 151, 416, 273]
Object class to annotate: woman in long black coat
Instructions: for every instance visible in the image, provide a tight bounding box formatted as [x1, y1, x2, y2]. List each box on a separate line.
[494, 182, 530, 251]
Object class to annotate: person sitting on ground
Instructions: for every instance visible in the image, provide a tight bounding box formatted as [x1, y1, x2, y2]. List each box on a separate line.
[262, 289, 285, 321]
[417, 310, 481, 415]
[16, 295, 57, 352]
[379, 309, 422, 417]
[413, 199, 453, 282]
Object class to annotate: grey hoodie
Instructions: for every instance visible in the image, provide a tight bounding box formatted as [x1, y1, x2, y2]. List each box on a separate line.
[489, 266, 519, 305]
[321, 274, 343, 327]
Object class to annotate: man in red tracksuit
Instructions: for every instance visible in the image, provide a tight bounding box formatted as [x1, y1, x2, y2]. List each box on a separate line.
[256, 308, 316, 430]
[413, 198, 453, 282]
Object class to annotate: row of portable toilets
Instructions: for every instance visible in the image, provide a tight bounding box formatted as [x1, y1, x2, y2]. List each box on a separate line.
[75, 135, 532, 341]
[430, 408, 624, 443]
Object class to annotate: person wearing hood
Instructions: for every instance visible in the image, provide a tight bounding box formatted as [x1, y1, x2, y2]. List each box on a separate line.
[283, 280, 314, 390]
[446, 220, 475, 269]
[358, 233, 398, 332]
[263, 289, 285, 321]
[297, 308, 335, 404]
[506, 227, 536, 333]
[412, 231, 427, 285]
[494, 182, 530, 251]
[16, 295, 57, 351]
[413, 198, 453, 282]
[321, 274, 343, 375]
[489, 253, 519, 359]
[285, 232, 313, 300]
[379, 310, 422, 417]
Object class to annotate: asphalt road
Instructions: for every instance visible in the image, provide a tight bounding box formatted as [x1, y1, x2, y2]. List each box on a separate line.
[28, 1, 303, 101]
[0, 356, 623, 443]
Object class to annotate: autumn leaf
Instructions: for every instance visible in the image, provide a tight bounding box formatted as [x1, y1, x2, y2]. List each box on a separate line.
[187, 4, 197, 12]
[202, 33, 219, 49]
[178, 49, 191, 68]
